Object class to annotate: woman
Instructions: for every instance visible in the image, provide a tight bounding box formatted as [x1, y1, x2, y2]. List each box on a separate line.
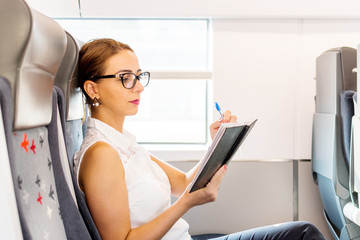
[74, 38, 325, 240]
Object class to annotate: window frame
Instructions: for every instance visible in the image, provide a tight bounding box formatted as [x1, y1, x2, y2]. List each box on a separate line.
[55, 17, 214, 151]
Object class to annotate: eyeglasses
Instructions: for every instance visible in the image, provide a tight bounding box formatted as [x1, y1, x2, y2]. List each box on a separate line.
[89, 72, 150, 89]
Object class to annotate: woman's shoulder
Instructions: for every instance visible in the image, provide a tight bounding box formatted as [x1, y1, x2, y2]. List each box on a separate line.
[81, 141, 123, 174]
[74, 128, 114, 174]
[84, 141, 119, 160]
[78, 127, 121, 162]
[79, 140, 126, 195]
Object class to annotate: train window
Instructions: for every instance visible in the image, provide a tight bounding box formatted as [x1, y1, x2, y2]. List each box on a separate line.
[56, 18, 212, 144]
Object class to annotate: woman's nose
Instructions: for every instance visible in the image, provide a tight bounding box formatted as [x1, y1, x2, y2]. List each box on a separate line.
[133, 79, 144, 92]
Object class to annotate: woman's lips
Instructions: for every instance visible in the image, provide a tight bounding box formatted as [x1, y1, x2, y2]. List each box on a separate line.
[129, 99, 140, 105]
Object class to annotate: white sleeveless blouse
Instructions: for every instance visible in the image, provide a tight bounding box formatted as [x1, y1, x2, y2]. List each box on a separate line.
[73, 117, 191, 240]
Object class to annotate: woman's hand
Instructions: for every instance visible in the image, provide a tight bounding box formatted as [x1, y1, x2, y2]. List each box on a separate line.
[209, 110, 237, 140]
[179, 165, 228, 208]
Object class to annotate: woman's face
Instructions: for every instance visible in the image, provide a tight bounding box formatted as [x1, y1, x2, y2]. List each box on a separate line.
[95, 50, 144, 119]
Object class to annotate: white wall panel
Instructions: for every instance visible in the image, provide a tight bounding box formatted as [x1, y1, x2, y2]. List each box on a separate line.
[25, 0, 79, 17]
[80, 0, 360, 18]
[213, 19, 299, 159]
[24, 0, 360, 18]
[213, 19, 360, 159]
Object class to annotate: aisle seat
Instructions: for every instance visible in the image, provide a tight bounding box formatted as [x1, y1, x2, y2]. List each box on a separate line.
[312, 47, 360, 239]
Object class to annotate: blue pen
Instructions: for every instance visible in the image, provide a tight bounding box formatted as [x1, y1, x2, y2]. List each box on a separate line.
[215, 102, 224, 120]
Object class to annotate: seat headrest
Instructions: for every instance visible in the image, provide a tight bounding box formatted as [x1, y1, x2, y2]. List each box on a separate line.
[0, 0, 67, 130]
[0, 0, 31, 91]
[54, 33, 85, 121]
[326, 47, 357, 92]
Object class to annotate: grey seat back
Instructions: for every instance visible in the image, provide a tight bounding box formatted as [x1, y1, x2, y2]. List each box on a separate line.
[54, 33, 85, 170]
[0, 0, 95, 239]
[344, 45, 360, 233]
[53, 33, 81, 206]
[340, 90, 356, 167]
[312, 47, 360, 239]
[0, 0, 68, 239]
[49, 86, 92, 240]
[53, 32, 102, 239]
[0, 1, 34, 237]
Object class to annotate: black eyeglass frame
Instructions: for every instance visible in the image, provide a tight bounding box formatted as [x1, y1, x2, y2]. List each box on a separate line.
[89, 72, 150, 89]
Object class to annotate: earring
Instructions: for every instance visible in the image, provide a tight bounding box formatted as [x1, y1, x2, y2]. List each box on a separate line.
[91, 97, 101, 107]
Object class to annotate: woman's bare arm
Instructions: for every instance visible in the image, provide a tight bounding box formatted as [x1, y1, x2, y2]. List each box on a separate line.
[79, 141, 226, 240]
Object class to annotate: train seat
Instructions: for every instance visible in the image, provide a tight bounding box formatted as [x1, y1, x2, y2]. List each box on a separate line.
[312, 47, 360, 239]
[0, 0, 68, 238]
[0, 0, 92, 239]
[342, 44, 360, 237]
[53, 32, 102, 240]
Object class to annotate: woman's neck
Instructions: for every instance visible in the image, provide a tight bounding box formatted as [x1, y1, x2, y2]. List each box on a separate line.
[91, 109, 125, 133]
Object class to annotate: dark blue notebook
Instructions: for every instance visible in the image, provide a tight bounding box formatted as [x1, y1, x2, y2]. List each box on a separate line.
[189, 119, 257, 193]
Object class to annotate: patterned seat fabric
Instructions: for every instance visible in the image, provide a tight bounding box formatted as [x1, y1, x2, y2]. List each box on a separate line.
[12, 127, 67, 240]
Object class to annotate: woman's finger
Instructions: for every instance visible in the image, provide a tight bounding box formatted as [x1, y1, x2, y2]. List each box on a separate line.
[208, 165, 227, 189]
[229, 115, 237, 123]
[222, 110, 232, 122]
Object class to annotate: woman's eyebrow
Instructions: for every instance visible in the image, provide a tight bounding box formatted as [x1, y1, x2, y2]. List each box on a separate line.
[116, 69, 142, 74]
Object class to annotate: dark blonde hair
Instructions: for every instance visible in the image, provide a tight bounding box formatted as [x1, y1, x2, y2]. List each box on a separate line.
[78, 38, 133, 104]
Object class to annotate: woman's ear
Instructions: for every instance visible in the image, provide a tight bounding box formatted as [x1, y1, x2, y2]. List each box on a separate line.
[83, 80, 99, 99]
